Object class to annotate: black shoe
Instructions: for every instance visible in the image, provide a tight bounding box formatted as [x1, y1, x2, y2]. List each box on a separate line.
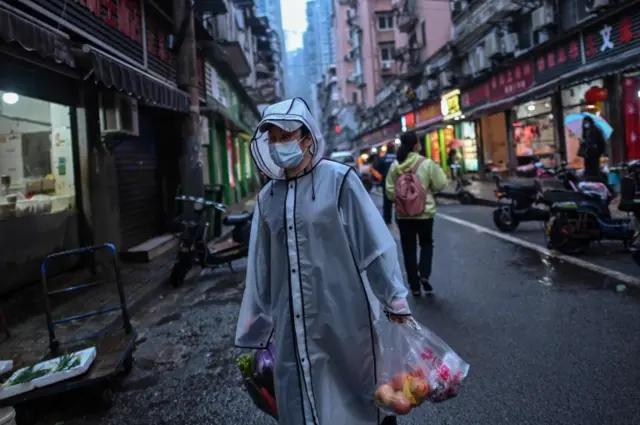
[421, 279, 433, 294]
[411, 289, 421, 297]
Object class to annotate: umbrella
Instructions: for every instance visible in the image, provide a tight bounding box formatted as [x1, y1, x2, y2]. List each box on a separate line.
[564, 112, 613, 140]
[448, 139, 464, 149]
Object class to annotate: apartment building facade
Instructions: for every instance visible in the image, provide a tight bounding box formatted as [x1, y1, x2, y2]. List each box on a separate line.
[352, 0, 640, 177]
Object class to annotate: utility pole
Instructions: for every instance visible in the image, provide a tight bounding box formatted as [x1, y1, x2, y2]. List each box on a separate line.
[172, 0, 204, 198]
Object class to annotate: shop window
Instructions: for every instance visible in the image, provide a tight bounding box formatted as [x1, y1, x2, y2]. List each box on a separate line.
[513, 98, 556, 164]
[0, 91, 75, 220]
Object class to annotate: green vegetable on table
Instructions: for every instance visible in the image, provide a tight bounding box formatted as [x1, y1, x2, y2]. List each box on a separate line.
[5, 366, 51, 387]
[54, 354, 81, 372]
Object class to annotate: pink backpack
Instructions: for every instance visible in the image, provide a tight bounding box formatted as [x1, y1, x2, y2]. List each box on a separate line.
[395, 158, 427, 217]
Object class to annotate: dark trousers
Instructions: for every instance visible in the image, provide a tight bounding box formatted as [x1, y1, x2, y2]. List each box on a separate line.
[382, 192, 393, 224]
[397, 218, 434, 291]
[381, 415, 397, 425]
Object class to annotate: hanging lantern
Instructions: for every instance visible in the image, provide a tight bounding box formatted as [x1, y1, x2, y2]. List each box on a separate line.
[585, 86, 608, 104]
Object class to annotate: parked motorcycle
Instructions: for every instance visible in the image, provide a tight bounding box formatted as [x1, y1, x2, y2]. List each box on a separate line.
[170, 195, 252, 287]
[545, 161, 639, 255]
[492, 162, 580, 232]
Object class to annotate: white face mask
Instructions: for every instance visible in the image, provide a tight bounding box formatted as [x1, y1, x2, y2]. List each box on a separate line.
[269, 139, 306, 169]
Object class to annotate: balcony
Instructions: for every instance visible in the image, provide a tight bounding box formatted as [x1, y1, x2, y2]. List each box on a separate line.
[194, 0, 228, 15]
[231, 0, 255, 8]
[380, 61, 394, 75]
[397, 0, 417, 33]
[200, 17, 252, 78]
[348, 71, 365, 87]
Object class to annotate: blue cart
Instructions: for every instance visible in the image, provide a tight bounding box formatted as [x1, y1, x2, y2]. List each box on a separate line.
[0, 244, 136, 424]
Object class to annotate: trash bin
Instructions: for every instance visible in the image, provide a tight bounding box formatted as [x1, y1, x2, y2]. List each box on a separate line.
[0, 407, 16, 425]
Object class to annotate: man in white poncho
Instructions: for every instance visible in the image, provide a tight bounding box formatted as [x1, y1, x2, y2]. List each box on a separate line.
[235, 98, 411, 425]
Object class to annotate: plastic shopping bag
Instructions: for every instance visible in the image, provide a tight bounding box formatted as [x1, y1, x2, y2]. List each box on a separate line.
[374, 317, 469, 415]
[236, 343, 278, 420]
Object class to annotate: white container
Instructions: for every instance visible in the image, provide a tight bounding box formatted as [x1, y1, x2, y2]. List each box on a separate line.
[0, 347, 96, 400]
[0, 407, 15, 425]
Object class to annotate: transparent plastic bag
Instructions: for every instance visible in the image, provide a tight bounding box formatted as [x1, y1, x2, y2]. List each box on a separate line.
[374, 317, 469, 415]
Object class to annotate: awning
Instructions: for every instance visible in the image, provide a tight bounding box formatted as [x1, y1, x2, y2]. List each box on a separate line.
[0, 3, 75, 67]
[202, 96, 251, 134]
[464, 46, 640, 118]
[82, 45, 189, 112]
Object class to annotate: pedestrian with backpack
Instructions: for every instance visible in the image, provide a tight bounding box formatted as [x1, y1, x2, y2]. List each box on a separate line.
[385, 131, 448, 296]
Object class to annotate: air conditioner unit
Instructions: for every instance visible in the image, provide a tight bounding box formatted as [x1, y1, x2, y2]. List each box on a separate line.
[585, 0, 610, 12]
[485, 31, 501, 58]
[502, 32, 519, 54]
[346, 8, 355, 19]
[381, 61, 392, 70]
[426, 78, 438, 91]
[475, 45, 487, 70]
[99, 92, 139, 136]
[425, 64, 437, 76]
[532, 5, 554, 32]
[439, 71, 452, 87]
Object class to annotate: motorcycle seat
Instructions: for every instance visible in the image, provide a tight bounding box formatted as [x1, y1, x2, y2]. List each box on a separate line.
[502, 182, 538, 193]
[223, 211, 252, 226]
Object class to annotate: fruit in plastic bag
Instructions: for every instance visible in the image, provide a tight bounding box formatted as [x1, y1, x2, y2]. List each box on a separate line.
[390, 392, 412, 415]
[390, 372, 409, 391]
[374, 384, 395, 406]
[375, 317, 469, 413]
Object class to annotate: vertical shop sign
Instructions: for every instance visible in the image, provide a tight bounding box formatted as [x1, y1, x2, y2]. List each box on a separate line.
[583, 9, 640, 63]
[488, 60, 535, 102]
[534, 37, 583, 84]
[226, 129, 235, 188]
[622, 78, 640, 160]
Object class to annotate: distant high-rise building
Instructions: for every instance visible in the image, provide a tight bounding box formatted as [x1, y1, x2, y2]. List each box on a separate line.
[256, 0, 288, 97]
[316, 0, 335, 74]
[285, 49, 310, 102]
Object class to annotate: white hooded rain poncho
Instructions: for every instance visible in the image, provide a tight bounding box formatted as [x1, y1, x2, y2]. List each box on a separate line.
[235, 98, 411, 425]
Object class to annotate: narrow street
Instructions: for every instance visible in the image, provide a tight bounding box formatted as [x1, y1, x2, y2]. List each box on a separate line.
[35, 194, 640, 425]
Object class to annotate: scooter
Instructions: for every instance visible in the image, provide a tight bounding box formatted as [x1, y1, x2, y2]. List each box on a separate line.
[450, 164, 474, 204]
[618, 161, 640, 266]
[545, 161, 639, 255]
[170, 195, 253, 287]
[515, 158, 555, 178]
[492, 162, 580, 232]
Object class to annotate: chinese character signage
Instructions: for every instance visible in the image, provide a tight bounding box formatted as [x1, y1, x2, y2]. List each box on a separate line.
[440, 89, 462, 120]
[534, 37, 583, 84]
[582, 8, 640, 63]
[488, 60, 535, 102]
[416, 102, 442, 125]
[461, 84, 490, 109]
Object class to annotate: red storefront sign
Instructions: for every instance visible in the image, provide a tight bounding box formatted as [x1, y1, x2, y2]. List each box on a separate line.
[403, 112, 416, 129]
[488, 60, 535, 102]
[583, 10, 640, 63]
[461, 84, 490, 109]
[533, 37, 582, 84]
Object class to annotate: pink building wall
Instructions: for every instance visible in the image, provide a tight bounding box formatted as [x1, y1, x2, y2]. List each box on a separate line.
[393, 0, 451, 64]
[333, 1, 357, 105]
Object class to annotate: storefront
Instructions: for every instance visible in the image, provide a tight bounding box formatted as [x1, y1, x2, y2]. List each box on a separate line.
[411, 101, 443, 160]
[621, 74, 640, 161]
[205, 61, 260, 205]
[512, 97, 556, 167]
[560, 80, 607, 168]
[438, 89, 480, 173]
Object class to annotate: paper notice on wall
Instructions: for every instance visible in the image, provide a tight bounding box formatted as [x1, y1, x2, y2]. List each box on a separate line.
[0, 134, 24, 183]
[51, 127, 74, 196]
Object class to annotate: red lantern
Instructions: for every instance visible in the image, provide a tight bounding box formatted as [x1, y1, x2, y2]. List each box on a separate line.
[585, 86, 608, 104]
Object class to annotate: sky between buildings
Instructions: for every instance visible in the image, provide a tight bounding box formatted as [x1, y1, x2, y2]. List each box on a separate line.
[281, 0, 307, 50]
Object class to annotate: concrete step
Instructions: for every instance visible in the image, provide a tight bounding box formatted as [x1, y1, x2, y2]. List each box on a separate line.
[122, 234, 178, 263]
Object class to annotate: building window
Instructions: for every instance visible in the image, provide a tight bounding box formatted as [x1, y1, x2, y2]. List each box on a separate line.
[0, 91, 76, 219]
[516, 12, 533, 50]
[379, 42, 395, 61]
[352, 92, 358, 104]
[377, 14, 393, 31]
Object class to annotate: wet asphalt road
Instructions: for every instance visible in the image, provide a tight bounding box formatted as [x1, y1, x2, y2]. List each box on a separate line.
[434, 202, 639, 278]
[36, 195, 640, 425]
